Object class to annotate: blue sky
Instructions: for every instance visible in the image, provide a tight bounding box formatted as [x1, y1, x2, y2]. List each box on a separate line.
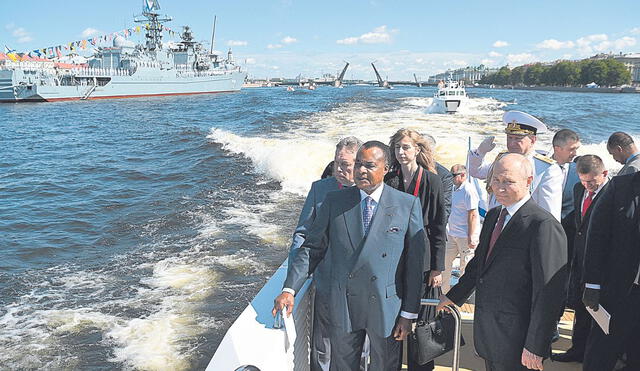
[2, 0, 640, 80]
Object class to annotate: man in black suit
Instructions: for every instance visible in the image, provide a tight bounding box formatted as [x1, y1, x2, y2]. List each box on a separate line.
[582, 171, 640, 371]
[552, 155, 609, 363]
[437, 153, 568, 371]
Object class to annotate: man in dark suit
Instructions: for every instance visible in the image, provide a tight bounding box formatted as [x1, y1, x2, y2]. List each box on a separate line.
[274, 141, 428, 370]
[437, 153, 568, 371]
[582, 171, 640, 371]
[552, 155, 609, 363]
[287, 136, 361, 371]
[607, 131, 640, 176]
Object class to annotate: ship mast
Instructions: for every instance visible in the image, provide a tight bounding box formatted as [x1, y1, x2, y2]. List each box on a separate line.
[134, 0, 172, 51]
[210, 16, 217, 54]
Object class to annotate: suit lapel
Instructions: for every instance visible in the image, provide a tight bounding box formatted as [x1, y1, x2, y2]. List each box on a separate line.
[482, 200, 532, 273]
[344, 187, 364, 252]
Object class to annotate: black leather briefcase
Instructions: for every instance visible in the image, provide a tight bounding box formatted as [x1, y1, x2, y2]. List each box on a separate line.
[408, 287, 465, 365]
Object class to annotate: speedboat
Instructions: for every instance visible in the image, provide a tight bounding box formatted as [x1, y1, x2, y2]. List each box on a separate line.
[433, 78, 467, 114]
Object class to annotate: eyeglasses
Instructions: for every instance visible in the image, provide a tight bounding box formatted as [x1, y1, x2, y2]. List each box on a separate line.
[451, 173, 465, 176]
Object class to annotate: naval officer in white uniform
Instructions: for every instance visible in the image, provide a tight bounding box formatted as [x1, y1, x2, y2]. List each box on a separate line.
[468, 110, 563, 221]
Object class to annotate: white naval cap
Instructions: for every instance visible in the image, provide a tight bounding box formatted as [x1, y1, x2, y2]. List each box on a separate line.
[503, 110, 547, 135]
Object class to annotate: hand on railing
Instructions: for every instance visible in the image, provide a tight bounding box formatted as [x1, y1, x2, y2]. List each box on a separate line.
[435, 294, 455, 313]
[272, 292, 294, 318]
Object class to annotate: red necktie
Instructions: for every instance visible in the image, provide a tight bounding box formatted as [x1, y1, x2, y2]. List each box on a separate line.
[486, 208, 508, 261]
[582, 191, 595, 218]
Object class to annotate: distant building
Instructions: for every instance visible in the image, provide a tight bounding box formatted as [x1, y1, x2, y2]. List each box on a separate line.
[428, 65, 500, 84]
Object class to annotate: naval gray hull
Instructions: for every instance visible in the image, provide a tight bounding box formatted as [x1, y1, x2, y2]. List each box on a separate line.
[0, 69, 246, 102]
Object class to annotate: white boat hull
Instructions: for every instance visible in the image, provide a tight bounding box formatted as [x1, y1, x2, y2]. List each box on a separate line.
[206, 260, 313, 371]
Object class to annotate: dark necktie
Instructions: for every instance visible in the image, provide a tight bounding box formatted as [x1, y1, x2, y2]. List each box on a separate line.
[363, 197, 374, 234]
[582, 191, 595, 218]
[486, 207, 508, 261]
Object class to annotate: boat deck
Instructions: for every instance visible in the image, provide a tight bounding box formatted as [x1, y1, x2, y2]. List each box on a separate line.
[411, 305, 581, 370]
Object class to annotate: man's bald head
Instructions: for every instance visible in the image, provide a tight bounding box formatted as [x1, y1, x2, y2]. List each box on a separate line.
[490, 153, 533, 207]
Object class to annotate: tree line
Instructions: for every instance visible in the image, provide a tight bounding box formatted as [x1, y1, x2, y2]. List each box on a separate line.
[480, 58, 631, 87]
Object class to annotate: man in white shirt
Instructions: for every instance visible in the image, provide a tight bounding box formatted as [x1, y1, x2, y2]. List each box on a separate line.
[468, 110, 564, 221]
[442, 164, 480, 294]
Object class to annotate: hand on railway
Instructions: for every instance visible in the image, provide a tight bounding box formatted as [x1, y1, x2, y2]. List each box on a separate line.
[521, 348, 544, 370]
[477, 136, 496, 156]
[272, 292, 295, 318]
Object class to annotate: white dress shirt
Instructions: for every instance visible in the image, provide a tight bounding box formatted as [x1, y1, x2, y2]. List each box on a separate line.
[500, 194, 531, 230]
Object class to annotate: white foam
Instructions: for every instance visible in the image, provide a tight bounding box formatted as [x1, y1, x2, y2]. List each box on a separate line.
[211, 250, 266, 274]
[207, 128, 334, 196]
[219, 199, 287, 245]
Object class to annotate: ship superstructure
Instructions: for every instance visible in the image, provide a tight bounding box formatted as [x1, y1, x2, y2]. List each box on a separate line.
[0, 0, 246, 102]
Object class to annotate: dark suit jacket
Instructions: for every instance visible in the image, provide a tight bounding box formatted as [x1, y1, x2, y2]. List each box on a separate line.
[385, 166, 447, 271]
[285, 185, 428, 337]
[617, 154, 640, 176]
[583, 172, 640, 333]
[446, 199, 568, 365]
[436, 162, 453, 220]
[566, 181, 609, 308]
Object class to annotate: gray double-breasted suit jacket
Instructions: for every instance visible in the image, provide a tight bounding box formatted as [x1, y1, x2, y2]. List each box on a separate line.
[287, 176, 341, 295]
[284, 184, 428, 338]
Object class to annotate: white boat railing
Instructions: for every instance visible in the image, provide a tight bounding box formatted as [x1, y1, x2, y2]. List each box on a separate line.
[207, 260, 464, 371]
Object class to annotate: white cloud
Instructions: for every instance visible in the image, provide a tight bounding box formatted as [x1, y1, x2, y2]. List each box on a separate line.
[574, 33, 636, 55]
[336, 37, 359, 45]
[336, 25, 395, 45]
[536, 39, 575, 50]
[631, 27, 640, 35]
[245, 58, 256, 64]
[281, 36, 297, 44]
[613, 36, 636, 49]
[506, 53, 536, 65]
[267, 44, 283, 49]
[227, 40, 248, 46]
[481, 58, 495, 66]
[450, 59, 468, 67]
[10, 26, 33, 43]
[81, 27, 100, 38]
[493, 40, 509, 48]
[488, 51, 502, 57]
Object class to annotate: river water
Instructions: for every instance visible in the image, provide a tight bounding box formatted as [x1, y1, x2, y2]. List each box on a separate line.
[1, 86, 638, 370]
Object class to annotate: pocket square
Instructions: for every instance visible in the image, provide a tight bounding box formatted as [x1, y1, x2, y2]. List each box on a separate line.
[388, 227, 400, 233]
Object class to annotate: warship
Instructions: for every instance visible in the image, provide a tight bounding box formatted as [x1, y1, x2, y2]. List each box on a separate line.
[0, 0, 246, 102]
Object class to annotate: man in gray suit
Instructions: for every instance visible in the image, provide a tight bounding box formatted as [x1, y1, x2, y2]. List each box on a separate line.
[287, 136, 362, 371]
[607, 131, 640, 176]
[274, 141, 428, 370]
[551, 129, 581, 220]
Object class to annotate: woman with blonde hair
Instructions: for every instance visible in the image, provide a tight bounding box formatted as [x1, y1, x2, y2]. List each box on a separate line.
[385, 128, 447, 371]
